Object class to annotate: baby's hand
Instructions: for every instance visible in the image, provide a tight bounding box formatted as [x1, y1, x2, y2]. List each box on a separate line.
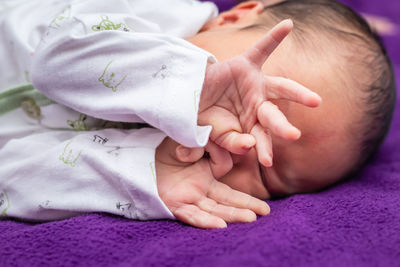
[156, 137, 270, 229]
[198, 19, 321, 167]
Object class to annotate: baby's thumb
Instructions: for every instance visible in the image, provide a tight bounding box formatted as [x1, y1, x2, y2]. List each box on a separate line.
[175, 145, 205, 163]
[205, 141, 233, 179]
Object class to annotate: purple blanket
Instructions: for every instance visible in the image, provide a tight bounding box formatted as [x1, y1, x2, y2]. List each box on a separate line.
[1, 1, 399, 266]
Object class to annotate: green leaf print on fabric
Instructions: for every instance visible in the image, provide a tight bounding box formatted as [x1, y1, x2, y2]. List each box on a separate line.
[67, 114, 91, 131]
[92, 15, 130, 32]
[59, 141, 82, 167]
[50, 4, 71, 28]
[0, 84, 54, 116]
[98, 61, 127, 92]
[0, 190, 10, 216]
[21, 98, 42, 120]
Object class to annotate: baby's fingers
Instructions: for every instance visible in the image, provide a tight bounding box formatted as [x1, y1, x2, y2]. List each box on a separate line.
[250, 124, 273, 167]
[264, 76, 321, 107]
[208, 180, 270, 216]
[243, 19, 293, 68]
[205, 141, 233, 179]
[198, 107, 256, 154]
[174, 204, 227, 229]
[197, 197, 256, 223]
[215, 131, 256, 155]
[176, 145, 204, 163]
[257, 101, 301, 140]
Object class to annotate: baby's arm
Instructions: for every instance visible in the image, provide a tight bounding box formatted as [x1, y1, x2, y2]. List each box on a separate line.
[155, 137, 269, 228]
[31, 0, 216, 148]
[0, 126, 266, 228]
[0, 128, 173, 221]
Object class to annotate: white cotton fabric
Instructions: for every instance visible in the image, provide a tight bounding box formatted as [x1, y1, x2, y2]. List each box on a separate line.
[0, 0, 218, 221]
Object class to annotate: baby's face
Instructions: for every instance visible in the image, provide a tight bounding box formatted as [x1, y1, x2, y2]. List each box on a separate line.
[188, 17, 359, 199]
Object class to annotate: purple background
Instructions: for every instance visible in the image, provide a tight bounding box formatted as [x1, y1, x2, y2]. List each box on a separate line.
[1, 1, 399, 266]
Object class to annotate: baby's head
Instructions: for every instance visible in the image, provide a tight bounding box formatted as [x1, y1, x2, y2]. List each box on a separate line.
[188, 0, 396, 198]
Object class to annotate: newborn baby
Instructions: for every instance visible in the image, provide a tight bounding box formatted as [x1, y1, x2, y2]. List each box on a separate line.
[0, 0, 395, 229]
[156, 0, 396, 226]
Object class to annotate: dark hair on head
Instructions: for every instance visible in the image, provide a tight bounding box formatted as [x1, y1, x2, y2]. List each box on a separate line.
[252, 0, 396, 175]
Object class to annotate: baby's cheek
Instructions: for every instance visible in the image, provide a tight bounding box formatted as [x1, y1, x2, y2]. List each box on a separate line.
[219, 171, 252, 194]
[220, 168, 266, 198]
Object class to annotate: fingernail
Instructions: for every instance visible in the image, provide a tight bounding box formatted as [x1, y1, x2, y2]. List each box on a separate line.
[287, 128, 301, 140]
[241, 136, 256, 150]
[240, 146, 252, 154]
[177, 146, 190, 157]
[218, 221, 228, 228]
[263, 203, 271, 215]
[241, 143, 251, 149]
[312, 93, 322, 105]
[262, 156, 272, 167]
[248, 212, 257, 222]
[284, 18, 293, 27]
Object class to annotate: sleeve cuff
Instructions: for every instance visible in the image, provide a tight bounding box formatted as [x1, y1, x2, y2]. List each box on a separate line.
[158, 44, 216, 147]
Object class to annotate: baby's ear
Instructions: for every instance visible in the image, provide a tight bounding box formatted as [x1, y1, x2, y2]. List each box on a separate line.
[201, 1, 264, 31]
[175, 145, 205, 163]
[232, 1, 265, 14]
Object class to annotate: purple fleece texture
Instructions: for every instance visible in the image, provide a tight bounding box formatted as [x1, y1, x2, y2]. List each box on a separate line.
[1, 1, 399, 266]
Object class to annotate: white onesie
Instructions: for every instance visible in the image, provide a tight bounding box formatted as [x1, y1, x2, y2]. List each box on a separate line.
[0, 0, 218, 221]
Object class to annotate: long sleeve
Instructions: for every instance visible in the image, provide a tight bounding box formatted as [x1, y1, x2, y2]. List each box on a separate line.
[31, 0, 218, 147]
[0, 126, 174, 221]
